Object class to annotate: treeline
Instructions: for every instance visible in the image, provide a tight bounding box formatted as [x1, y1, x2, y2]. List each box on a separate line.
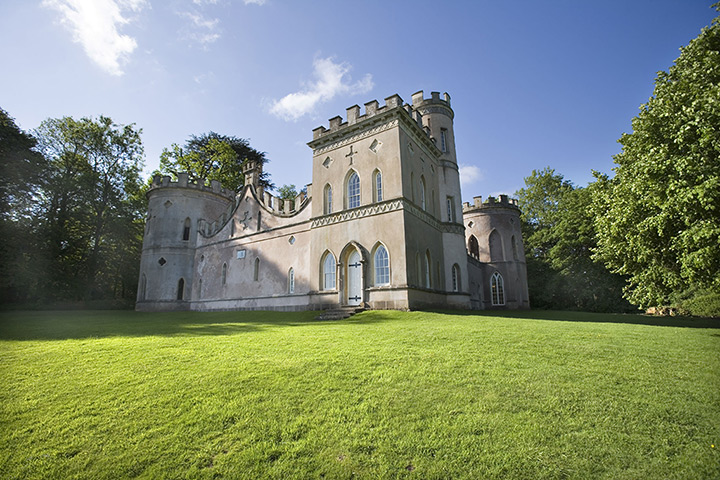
[516, 11, 719, 316]
[0, 113, 146, 307]
[0, 113, 272, 308]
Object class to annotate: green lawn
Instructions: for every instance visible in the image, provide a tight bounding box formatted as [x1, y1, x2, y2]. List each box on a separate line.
[1, 309, 718, 479]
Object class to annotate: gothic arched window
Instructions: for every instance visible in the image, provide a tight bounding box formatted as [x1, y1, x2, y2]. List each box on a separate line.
[451, 264, 460, 292]
[288, 268, 295, 294]
[374, 170, 383, 202]
[468, 235, 479, 258]
[177, 278, 185, 300]
[324, 184, 333, 214]
[322, 252, 336, 290]
[491, 272, 505, 305]
[182, 218, 191, 241]
[374, 244, 390, 285]
[347, 171, 360, 209]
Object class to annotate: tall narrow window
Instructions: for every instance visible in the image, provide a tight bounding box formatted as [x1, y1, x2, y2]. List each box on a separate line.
[254, 257, 260, 281]
[491, 272, 505, 305]
[374, 245, 390, 285]
[511, 235, 519, 261]
[420, 176, 426, 210]
[347, 172, 360, 209]
[468, 235, 479, 258]
[257, 211, 262, 231]
[374, 170, 383, 202]
[440, 128, 448, 153]
[182, 218, 191, 241]
[324, 184, 333, 214]
[177, 278, 185, 300]
[446, 197, 455, 222]
[489, 230, 503, 262]
[288, 268, 295, 294]
[424, 251, 431, 288]
[410, 172, 415, 202]
[451, 264, 460, 292]
[139, 274, 146, 301]
[322, 252, 336, 290]
[222, 263, 227, 285]
[416, 253, 421, 286]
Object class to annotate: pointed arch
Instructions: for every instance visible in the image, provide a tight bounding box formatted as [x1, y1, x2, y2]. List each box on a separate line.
[491, 271, 505, 305]
[254, 257, 260, 281]
[321, 250, 337, 290]
[372, 242, 390, 286]
[345, 169, 360, 209]
[182, 217, 191, 241]
[489, 229, 503, 262]
[420, 175, 427, 210]
[468, 235, 479, 258]
[373, 169, 383, 202]
[324, 183, 333, 214]
[288, 267, 295, 294]
[451, 264, 460, 292]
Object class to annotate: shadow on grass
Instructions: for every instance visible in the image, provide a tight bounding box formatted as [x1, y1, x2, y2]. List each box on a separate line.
[0, 309, 400, 341]
[431, 308, 720, 329]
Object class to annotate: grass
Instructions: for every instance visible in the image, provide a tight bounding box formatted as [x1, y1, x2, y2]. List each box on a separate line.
[1, 309, 718, 479]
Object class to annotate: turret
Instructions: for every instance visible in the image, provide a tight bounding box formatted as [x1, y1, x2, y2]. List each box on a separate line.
[463, 195, 530, 309]
[136, 173, 234, 311]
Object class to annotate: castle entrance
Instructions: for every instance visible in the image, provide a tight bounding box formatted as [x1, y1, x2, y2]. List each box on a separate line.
[346, 250, 362, 306]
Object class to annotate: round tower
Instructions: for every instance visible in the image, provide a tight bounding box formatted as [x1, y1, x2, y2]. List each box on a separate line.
[410, 91, 468, 299]
[136, 173, 235, 311]
[463, 195, 530, 309]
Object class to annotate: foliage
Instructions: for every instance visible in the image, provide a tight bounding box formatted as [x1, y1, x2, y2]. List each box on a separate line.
[516, 168, 631, 312]
[1, 309, 718, 479]
[593, 11, 720, 315]
[25, 115, 146, 303]
[159, 132, 273, 191]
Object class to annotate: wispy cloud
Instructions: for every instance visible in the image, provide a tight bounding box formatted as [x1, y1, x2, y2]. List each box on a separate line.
[270, 57, 373, 121]
[459, 164, 484, 188]
[179, 10, 221, 46]
[43, 0, 147, 76]
[244, 0, 267, 5]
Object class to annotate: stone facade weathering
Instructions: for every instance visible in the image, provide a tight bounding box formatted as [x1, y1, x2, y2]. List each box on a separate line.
[136, 90, 530, 312]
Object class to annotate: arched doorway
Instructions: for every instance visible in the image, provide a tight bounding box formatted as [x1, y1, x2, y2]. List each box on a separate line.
[346, 249, 363, 306]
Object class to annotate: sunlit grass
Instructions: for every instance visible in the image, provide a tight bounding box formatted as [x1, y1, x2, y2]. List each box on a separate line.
[1, 309, 718, 479]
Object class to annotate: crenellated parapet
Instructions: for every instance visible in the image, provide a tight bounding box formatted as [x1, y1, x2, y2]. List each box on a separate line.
[150, 173, 236, 199]
[310, 90, 452, 142]
[462, 194, 520, 213]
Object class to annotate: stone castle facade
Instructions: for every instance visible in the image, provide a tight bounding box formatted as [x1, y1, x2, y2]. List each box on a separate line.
[136, 90, 529, 312]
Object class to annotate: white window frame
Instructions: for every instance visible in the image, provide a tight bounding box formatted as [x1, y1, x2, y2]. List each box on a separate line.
[491, 271, 505, 306]
[374, 245, 390, 286]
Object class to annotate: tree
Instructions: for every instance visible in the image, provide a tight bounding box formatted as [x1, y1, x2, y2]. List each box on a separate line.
[33, 116, 145, 302]
[516, 168, 631, 312]
[0, 109, 48, 304]
[159, 132, 273, 191]
[593, 9, 720, 315]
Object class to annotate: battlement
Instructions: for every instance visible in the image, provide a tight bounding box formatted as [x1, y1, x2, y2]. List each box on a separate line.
[198, 184, 313, 238]
[150, 173, 236, 198]
[311, 90, 452, 141]
[462, 194, 519, 213]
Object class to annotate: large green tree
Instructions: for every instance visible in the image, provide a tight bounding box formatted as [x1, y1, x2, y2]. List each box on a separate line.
[517, 167, 631, 312]
[159, 132, 273, 191]
[593, 9, 720, 315]
[0, 109, 48, 304]
[33, 116, 145, 302]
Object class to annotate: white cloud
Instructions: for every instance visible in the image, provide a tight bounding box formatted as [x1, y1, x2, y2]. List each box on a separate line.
[459, 164, 484, 188]
[43, 0, 147, 76]
[244, 0, 267, 5]
[270, 57, 374, 121]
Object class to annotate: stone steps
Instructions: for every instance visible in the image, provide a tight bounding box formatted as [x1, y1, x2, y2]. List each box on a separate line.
[314, 307, 365, 321]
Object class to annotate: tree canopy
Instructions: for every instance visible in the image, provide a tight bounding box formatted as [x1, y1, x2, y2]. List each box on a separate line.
[516, 168, 631, 312]
[159, 132, 273, 191]
[593, 9, 720, 314]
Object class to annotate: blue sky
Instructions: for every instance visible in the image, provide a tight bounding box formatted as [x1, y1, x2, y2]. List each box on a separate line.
[0, 1, 716, 200]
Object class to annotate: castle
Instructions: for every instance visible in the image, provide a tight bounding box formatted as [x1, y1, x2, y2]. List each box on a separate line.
[136, 90, 529, 312]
